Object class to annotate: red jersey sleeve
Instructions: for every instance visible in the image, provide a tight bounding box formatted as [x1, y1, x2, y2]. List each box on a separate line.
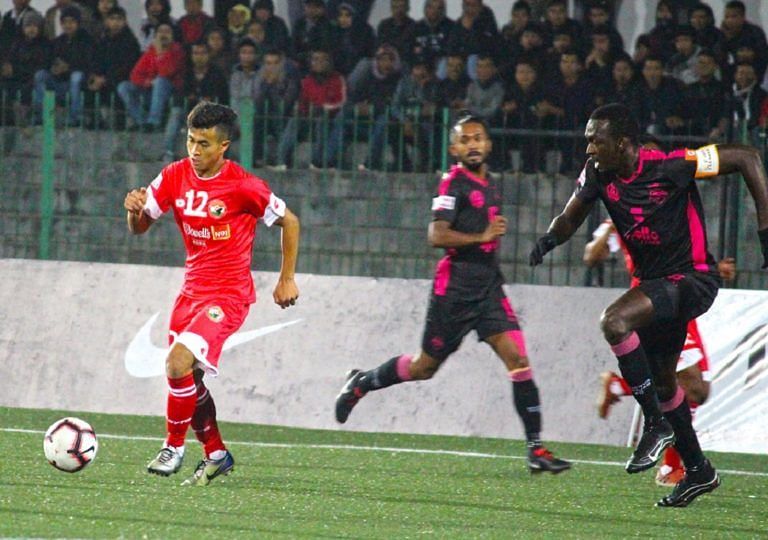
[242, 176, 286, 226]
[144, 165, 176, 220]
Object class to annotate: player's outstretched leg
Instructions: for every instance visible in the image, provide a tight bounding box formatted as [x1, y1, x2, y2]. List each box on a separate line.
[335, 354, 415, 423]
[657, 458, 720, 508]
[182, 450, 235, 486]
[509, 367, 571, 475]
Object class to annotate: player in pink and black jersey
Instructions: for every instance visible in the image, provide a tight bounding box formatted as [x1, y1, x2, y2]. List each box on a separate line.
[530, 102, 768, 507]
[334, 114, 571, 475]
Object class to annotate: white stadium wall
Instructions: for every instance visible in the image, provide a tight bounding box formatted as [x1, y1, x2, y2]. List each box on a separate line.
[1, 259, 765, 453]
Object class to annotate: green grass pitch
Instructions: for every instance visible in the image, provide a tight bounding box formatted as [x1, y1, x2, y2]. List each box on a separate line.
[1, 407, 766, 538]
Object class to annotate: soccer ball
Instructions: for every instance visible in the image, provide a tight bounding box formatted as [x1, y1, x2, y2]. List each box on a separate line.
[43, 417, 98, 473]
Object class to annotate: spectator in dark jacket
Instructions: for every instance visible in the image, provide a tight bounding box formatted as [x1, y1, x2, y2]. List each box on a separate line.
[85, 7, 140, 126]
[251, 0, 290, 53]
[229, 38, 259, 116]
[330, 2, 376, 76]
[647, 0, 677, 63]
[684, 48, 728, 139]
[33, 7, 94, 125]
[253, 49, 300, 164]
[436, 53, 470, 112]
[602, 52, 643, 114]
[719, 0, 767, 82]
[1, 10, 50, 122]
[178, 0, 216, 46]
[727, 61, 767, 137]
[325, 44, 402, 168]
[500, 0, 531, 59]
[377, 0, 416, 66]
[581, 1, 623, 53]
[0, 0, 41, 62]
[502, 57, 546, 172]
[688, 2, 722, 52]
[637, 55, 684, 135]
[292, 0, 333, 73]
[413, 0, 455, 75]
[206, 27, 235, 75]
[541, 0, 582, 52]
[446, 0, 499, 80]
[139, 0, 175, 51]
[117, 21, 185, 131]
[44, 0, 94, 40]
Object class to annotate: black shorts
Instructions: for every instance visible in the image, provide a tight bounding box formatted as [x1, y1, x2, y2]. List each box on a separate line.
[636, 271, 720, 357]
[421, 285, 521, 361]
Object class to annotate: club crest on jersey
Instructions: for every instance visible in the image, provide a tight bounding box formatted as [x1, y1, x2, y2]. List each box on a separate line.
[648, 183, 668, 205]
[208, 200, 226, 218]
[469, 190, 485, 208]
[207, 306, 225, 323]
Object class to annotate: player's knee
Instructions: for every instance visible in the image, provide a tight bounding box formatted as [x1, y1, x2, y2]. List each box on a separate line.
[599, 308, 630, 343]
[409, 356, 440, 380]
[166, 344, 195, 379]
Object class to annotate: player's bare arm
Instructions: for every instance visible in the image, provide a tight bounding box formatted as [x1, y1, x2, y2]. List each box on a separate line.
[708, 144, 768, 267]
[428, 217, 507, 248]
[124, 188, 155, 235]
[272, 208, 300, 309]
[584, 221, 616, 267]
[530, 194, 595, 266]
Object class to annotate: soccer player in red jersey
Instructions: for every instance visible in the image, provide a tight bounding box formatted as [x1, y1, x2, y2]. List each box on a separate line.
[334, 115, 571, 475]
[586, 218, 736, 486]
[123, 101, 300, 485]
[530, 102, 768, 507]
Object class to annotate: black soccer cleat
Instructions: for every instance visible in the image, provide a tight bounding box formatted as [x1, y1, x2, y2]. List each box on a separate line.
[657, 459, 720, 508]
[334, 369, 367, 424]
[625, 418, 675, 474]
[527, 447, 572, 474]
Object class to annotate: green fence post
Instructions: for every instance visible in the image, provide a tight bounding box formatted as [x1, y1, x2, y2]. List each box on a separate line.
[239, 98, 255, 172]
[440, 107, 450, 171]
[38, 90, 56, 260]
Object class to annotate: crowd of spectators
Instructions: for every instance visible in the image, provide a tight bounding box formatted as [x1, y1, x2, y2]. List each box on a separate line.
[1, 0, 768, 172]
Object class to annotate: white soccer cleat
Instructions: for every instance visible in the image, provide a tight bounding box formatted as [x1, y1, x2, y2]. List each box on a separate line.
[147, 447, 184, 476]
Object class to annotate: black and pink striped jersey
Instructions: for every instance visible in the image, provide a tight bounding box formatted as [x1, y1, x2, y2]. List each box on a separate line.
[431, 164, 505, 301]
[574, 147, 719, 280]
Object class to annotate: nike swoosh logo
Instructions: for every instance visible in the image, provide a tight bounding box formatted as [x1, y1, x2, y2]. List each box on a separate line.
[124, 312, 302, 378]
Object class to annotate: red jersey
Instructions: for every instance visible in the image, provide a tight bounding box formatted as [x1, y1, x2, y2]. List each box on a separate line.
[143, 158, 286, 304]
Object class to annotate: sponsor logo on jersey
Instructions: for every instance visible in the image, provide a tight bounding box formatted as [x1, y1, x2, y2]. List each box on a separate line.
[207, 306, 224, 322]
[183, 223, 211, 239]
[210, 224, 231, 241]
[431, 195, 456, 211]
[469, 190, 485, 208]
[629, 226, 661, 245]
[208, 200, 226, 218]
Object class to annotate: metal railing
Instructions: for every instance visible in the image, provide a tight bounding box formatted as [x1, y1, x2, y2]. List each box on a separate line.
[1, 90, 766, 290]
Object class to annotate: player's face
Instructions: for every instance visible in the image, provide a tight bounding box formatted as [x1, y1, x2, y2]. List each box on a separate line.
[449, 122, 491, 171]
[585, 119, 623, 173]
[187, 127, 230, 177]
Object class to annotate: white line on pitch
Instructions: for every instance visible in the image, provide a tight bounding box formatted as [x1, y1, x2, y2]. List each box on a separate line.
[7, 427, 767, 478]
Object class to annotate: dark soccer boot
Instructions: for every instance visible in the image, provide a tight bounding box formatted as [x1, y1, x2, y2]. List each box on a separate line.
[334, 369, 367, 424]
[625, 417, 675, 473]
[657, 459, 720, 508]
[527, 447, 572, 474]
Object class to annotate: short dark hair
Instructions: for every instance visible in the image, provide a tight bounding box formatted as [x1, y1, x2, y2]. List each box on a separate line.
[591, 24, 611, 37]
[512, 0, 531, 14]
[642, 55, 664, 68]
[106, 6, 127, 18]
[725, 1, 746, 15]
[187, 101, 237, 140]
[451, 112, 489, 139]
[675, 25, 696, 39]
[589, 103, 639, 144]
[697, 47, 717, 61]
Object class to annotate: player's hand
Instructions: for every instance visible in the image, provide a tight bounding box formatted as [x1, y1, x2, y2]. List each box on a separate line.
[273, 277, 299, 309]
[759, 228, 768, 269]
[529, 233, 557, 266]
[124, 187, 148, 215]
[716, 257, 736, 280]
[481, 216, 507, 243]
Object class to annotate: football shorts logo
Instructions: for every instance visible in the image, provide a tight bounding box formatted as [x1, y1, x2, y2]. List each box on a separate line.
[207, 306, 225, 322]
[208, 200, 226, 218]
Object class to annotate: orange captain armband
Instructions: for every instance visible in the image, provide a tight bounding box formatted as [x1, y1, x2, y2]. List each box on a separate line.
[685, 144, 720, 178]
